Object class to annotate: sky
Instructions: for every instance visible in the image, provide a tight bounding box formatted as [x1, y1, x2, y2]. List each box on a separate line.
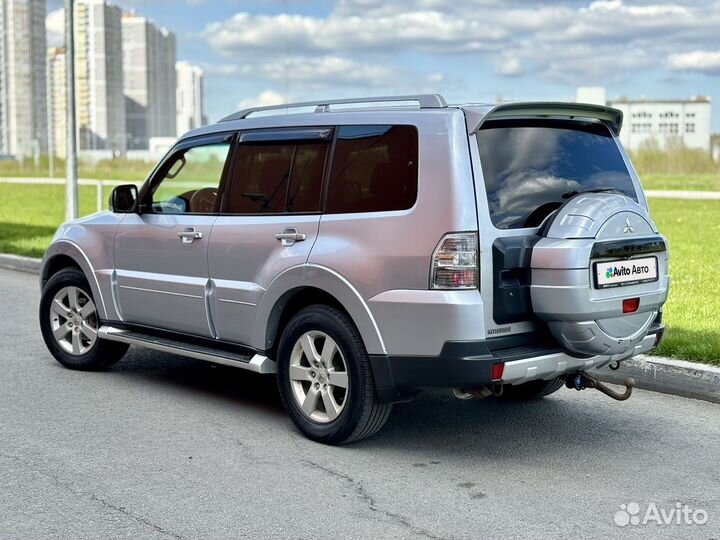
[46, 0, 720, 131]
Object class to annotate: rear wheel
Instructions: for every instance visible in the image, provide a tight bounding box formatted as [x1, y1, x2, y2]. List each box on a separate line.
[39, 268, 128, 370]
[276, 305, 392, 445]
[497, 376, 565, 400]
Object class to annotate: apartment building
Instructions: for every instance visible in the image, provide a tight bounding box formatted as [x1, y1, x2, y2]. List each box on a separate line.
[0, 0, 47, 158]
[122, 12, 176, 150]
[74, 0, 125, 154]
[176, 61, 204, 136]
[47, 47, 66, 159]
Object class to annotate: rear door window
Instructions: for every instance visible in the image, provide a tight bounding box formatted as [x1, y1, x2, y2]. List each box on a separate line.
[224, 134, 329, 214]
[477, 119, 637, 229]
[326, 125, 418, 214]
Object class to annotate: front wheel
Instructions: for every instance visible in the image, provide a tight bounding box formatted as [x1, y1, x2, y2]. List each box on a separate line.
[276, 305, 392, 445]
[39, 268, 129, 371]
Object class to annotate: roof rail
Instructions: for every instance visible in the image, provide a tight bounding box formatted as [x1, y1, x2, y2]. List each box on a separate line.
[219, 94, 447, 122]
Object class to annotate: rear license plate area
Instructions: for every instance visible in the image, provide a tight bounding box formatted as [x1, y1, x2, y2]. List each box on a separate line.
[594, 256, 658, 289]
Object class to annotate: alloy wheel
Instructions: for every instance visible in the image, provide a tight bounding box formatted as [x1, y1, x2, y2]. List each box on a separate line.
[289, 331, 349, 423]
[49, 286, 98, 356]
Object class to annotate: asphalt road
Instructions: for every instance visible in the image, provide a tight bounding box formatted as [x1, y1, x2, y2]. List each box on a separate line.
[1, 267, 719, 540]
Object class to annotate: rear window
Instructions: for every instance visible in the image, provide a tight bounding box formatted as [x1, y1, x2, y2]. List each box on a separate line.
[477, 119, 637, 229]
[326, 125, 418, 214]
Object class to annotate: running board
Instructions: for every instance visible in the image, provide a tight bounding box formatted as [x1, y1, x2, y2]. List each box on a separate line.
[98, 325, 276, 374]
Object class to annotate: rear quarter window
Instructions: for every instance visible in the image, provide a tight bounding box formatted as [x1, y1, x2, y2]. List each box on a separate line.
[326, 125, 418, 214]
[477, 119, 637, 229]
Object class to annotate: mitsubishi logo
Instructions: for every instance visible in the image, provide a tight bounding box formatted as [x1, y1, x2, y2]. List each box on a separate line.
[623, 218, 634, 234]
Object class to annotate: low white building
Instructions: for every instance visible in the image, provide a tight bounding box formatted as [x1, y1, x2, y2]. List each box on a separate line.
[608, 96, 711, 153]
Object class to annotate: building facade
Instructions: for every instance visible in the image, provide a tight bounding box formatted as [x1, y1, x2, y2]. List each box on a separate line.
[74, 0, 125, 154]
[176, 61, 204, 136]
[608, 97, 711, 153]
[122, 13, 176, 150]
[47, 47, 66, 159]
[0, 0, 47, 158]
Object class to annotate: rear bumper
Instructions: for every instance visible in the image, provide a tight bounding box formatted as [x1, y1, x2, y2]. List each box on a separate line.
[370, 326, 663, 403]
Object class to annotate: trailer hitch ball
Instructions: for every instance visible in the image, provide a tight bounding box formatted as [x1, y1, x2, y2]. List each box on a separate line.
[565, 371, 635, 401]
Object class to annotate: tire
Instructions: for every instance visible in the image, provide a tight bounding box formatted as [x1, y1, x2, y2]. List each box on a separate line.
[497, 376, 565, 400]
[276, 305, 392, 445]
[39, 267, 128, 371]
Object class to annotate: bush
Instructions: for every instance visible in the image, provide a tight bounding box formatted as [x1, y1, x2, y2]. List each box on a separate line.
[630, 138, 720, 175]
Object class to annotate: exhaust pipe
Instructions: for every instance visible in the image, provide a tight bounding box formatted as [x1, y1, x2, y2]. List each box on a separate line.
[452, 386, 499, 400]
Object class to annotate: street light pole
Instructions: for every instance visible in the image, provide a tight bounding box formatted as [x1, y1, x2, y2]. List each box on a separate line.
[65, 0, 78, 220]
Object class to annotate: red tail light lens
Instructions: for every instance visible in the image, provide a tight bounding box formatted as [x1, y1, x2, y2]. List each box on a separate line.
[491, 362, 504, 381]
[430, 232, 478, 290]
[622, 297, 640, 314]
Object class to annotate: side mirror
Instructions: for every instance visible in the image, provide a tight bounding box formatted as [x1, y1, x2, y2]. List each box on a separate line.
[110, 184, 138, 213]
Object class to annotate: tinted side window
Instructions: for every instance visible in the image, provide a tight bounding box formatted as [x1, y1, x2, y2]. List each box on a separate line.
[326, 125, 418, 214]
[149, 142, 231, 214]
[225, 142, 328, 214]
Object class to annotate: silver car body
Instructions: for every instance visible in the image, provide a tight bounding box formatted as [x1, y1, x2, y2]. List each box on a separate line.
[41, 96, 668, 390]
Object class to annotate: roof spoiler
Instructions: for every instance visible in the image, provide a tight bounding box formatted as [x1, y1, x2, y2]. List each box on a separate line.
[465, 102, 624, 136]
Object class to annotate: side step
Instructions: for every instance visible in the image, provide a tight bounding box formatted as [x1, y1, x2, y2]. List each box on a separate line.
[98, 325, 277, 374]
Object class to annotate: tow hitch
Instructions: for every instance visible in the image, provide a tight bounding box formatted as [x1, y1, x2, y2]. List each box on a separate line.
[565, 371, 635, 401]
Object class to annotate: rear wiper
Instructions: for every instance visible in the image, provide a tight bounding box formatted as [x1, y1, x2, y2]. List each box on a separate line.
[561, 188, 623, 199]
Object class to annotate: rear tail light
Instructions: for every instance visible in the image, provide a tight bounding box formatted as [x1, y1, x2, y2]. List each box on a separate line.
[491, 362, 504, 381]
[622, 297, 640, 314]
[430, 232, 478, 289]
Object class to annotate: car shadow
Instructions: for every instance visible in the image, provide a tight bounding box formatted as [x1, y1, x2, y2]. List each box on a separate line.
[101, 346, 656, 460]
[107, 347, 286, 418]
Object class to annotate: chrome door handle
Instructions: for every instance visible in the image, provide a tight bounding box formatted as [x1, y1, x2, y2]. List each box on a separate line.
[178, 228, 203, 244]
[275, 228, 306, 246]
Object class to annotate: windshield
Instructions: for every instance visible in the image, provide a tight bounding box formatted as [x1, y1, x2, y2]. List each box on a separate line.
[476, 119, 637, 229]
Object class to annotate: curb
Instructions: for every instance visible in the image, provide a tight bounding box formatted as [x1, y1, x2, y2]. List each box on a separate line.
[592, 355, 720, 404]
[1, 252, 718, 405]
[0, 253, 41, 275]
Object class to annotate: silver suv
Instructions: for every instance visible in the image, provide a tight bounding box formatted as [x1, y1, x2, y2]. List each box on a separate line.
[39, 95, 669, 444]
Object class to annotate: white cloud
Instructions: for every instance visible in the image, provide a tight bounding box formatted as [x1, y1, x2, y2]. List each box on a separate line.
[668, 50, 720, 73]
[206, 55, 418, 90]
[496, 57, 523, 77]
[237, 90, 289, 110]
[201, 0, 720, 91]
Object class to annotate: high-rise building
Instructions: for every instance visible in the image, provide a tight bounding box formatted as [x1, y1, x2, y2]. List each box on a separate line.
[47, 47, 66, 159]
[0, 0, 47, 158]
[74, 0, 125, 154]
[176, 61, 204, 136]
[122, 12, 176, 150]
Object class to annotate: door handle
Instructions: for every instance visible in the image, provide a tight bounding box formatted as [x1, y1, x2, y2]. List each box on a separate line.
[178, 228, 203, 244]
[275, 228, 306, 247]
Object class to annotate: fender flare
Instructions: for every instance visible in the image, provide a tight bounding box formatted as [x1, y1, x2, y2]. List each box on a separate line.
[41, 240, 109, 319]
[253, 264, 387, 355]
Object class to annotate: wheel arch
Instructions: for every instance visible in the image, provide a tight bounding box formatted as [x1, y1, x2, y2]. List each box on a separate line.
[41, 241, 109, 319]
[254, 264, 386, 357]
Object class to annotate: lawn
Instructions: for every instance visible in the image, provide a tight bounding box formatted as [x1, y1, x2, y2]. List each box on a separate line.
[639, 173, 720, 192]
[0, 182, 718, 364]
[648, 198, 720, 364]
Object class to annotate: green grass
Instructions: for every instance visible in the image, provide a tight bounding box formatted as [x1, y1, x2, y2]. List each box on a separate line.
[0, 184, 98, 257]
[648, 199, 720, 364]
[0, 182, 718, 363]
[639, 173, 720, 192]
